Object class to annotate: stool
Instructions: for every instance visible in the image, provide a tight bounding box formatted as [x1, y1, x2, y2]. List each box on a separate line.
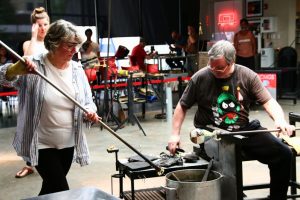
[203, 121, 300, 200]
[288, 112, 300, 196]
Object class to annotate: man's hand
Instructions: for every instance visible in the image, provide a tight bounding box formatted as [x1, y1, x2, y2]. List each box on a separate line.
[274, 119, 295, 137]
[167, 135, 180, 155]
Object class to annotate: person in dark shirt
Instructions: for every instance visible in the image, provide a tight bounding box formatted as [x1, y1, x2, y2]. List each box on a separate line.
[166, 31, 186, 71]
[168, 40, 295, 200]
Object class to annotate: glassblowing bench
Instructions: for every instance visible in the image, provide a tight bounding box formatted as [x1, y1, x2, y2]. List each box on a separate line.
[114, 157, 208, 200]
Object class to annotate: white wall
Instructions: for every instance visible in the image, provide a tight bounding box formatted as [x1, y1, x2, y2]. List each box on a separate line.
[263, 0, 296, 49]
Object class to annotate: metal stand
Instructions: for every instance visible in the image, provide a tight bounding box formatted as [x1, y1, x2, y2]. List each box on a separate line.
[106, 75, 121, 126]
[93, 73, 121, 129]
[114, 73, 146, 136]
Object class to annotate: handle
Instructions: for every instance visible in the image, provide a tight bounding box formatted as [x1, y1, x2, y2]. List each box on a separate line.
[201, 159, 213, 182]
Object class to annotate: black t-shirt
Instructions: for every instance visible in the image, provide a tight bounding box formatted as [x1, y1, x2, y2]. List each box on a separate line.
[180, 64, 272, 131]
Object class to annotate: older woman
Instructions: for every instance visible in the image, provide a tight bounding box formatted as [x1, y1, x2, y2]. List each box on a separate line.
[0, 19, 99, 195]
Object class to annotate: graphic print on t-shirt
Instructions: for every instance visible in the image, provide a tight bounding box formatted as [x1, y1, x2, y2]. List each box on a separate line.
[212, 85, 242, 131]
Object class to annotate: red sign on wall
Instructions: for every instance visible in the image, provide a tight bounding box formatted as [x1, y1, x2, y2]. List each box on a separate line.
[218, 13, 236, 26]
[258, 73, 277, 99]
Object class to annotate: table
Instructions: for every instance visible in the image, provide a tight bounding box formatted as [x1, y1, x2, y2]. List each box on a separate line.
[155, 54, 198, 72]
[156, 54, 188, 72]
[117, 158, 208, 200]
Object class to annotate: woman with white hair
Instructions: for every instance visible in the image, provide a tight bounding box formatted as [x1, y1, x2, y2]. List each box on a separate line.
[0, 19, 99, 195]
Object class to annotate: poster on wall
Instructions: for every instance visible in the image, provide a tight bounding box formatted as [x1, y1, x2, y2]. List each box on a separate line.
[246, 0, 263, 17]
[248, 19, 261, 34]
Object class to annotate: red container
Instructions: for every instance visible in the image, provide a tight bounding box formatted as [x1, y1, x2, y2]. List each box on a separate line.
[146, 64, 159, 74]
[99, 66, 117, 80]
[98, 57, 117, 69]
[84, 68, 97, 82]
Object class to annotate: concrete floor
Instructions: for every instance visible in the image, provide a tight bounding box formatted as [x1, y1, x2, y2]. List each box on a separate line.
[0, 99, 300, 200]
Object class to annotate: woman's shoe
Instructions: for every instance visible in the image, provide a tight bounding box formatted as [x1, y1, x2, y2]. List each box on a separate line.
[15, 166, 34, 178]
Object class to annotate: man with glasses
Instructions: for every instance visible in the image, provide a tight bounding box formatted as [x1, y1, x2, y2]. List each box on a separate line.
[168, 40, 295, 200]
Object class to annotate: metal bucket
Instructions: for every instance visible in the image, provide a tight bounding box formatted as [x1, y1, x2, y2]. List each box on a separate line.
[165, 169, 222, 200]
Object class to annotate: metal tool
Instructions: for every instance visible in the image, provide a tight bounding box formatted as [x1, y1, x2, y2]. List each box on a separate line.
[171, 172, 181, 181]
[190, 127, 300, 145]
[201, 159, 213, 182]
[0, 40, 164, 176]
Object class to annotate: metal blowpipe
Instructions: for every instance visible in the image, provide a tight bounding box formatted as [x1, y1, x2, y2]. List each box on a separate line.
[0, 40, 164, 175]
[190, 127, 300, 145]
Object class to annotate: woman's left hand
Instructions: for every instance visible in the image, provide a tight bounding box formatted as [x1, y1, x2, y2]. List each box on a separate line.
[84, 111, 101, 123]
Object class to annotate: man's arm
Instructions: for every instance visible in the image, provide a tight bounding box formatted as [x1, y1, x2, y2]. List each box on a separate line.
[168, 102, 188, 154]
[262, 98, 294, 136]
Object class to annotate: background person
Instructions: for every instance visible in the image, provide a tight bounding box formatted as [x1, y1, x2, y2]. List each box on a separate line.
[16, 6, 50, 179]
[184, 25, 199, 76]
[166, 31, 186, 71]
[168, 40, 294, 200]
[23, 7, 49, 56]
[0, 46, 13, 103]
[0, 46, 12, 65]
[0, 19, 99, 195]
[130, 37, 156, 72]
[234, 18, 257, 71]
[80, 28, 99, 67]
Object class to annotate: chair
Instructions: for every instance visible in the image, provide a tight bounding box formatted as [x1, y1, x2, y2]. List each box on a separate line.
[278, 47, 297, 92]
[277, 47, 299, 104]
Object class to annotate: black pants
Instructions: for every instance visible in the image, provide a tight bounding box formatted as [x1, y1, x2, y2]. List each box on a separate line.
[236, 55, 255, 71]
[240, 120, 293, 200]
[35, 147, 74, 195]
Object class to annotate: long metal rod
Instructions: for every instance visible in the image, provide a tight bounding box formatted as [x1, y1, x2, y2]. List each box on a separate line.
[217, 127, 300, 137]
[93, 0, 99, 42]
[0, 40, 164, 175]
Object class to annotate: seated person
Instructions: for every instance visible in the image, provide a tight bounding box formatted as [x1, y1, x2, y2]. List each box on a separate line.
[168, 40, 295, 200]
[166, 31, 186, 70]
[130, 37, 156, 72]
[80, 28, 99, 68]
